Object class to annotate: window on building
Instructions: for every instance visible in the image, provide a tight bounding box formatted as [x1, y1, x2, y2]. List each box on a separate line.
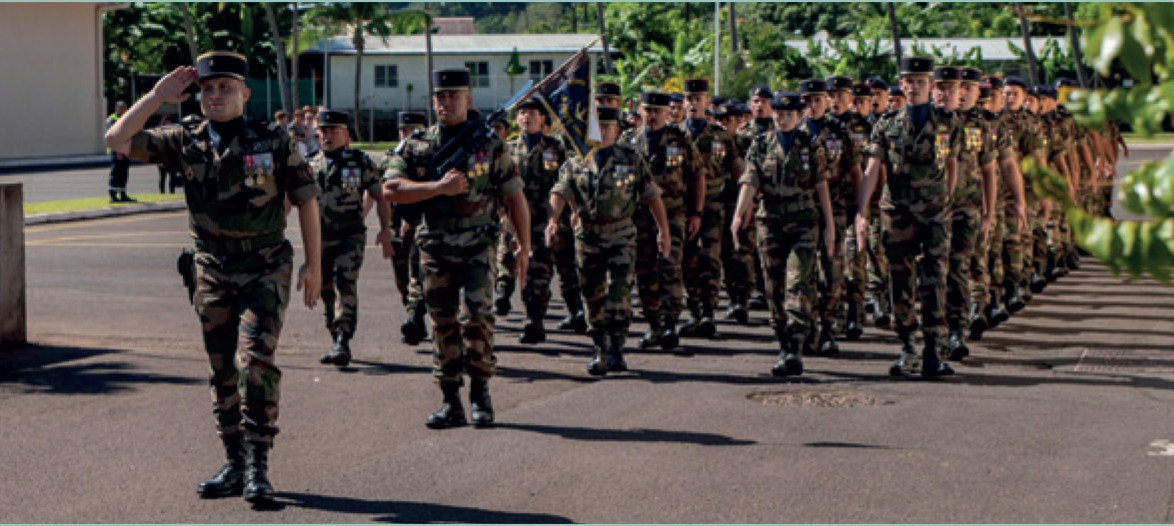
[529, 60, 553, 81]
[465, 61, 490, 88]
[374, 64, 398, 88]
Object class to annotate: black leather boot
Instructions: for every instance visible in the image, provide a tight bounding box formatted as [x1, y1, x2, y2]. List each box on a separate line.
[1044, 253, 1059, 282]
[639, 319, 662, 349]
[968, 303, 988, 341]
[678, 301, 701, 337]
[401, 306, 426, 345]
[988, 301, 1010, 326]
[697, 304, 717, 338]
[109, 190, 119, 204]
[1066, 252, 1081, 270]
[557, 296, 587, 334]
[727, 294, 749, 325]
[243, 440, 274, 505]
[468, 378, 494, 427]
[947, 323, 969, 362]
[197, 434, 248, 498]
[659, 317, 680, 351]
[818, 320, 840, 357]
[493, 280, 514, 317]
[1004, 285, 1026, 314]
[748, 292, 767, 310]
[845, 300, 863, 341]
[922, 333, 954, 378]
[771, 332, 804, 377]
[890, 332, 920, 377]
[519, 302, 546, 344]
[871, 298, 892, 329]
[607, 334, 628, 372]
[426, 381, 468, 429]
[587, 332, 608, 376]
[1030, 272, 1047, 294]
[119, 191, 136, 203]
[319, 331, 352, 366]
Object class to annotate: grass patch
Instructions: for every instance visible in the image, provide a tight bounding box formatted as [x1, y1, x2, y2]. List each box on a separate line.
[351, 141, 399, 154]
[25, 193, 185, 215]
[1122, 132, 1174, 144]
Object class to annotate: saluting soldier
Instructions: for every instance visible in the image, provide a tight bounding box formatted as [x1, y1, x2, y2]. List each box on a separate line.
[678, 78, 743, 339]
[731, 91, 834, 377]
[384, 111, 430, 345]
[104, 52, 323, 505]
[622, 91, 706, 351]
[843, 82, 876, 340]
[547, 106, 672, 376]
[383, 68, 530, 430]
[855, 56, 961, 378]
[311, 110, 392, 367]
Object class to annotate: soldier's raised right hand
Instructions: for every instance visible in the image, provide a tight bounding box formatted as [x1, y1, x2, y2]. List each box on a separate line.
[150, 67, 198, 104]
[437, 169, 469, 196]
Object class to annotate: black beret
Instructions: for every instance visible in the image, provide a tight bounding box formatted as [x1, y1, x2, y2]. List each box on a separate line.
[317, 110, 350, 128]
[799, 79, 828, 95]
[433, 68, 470, 92]
[1055, 77, 1077, 88]
[978, 84, 992, 103]
[900, 56, 935, 76]
[516, 96, 547, 112]
[866, 76, 889, 90]
[196, 51, 248, 81]
[750, 84, 772, 99]
[852, 83, 873, 98]
[827, 76, 854, 92]
[738, 103, 751, 114]
[932, 65, 962, 83]
[669, 92, 685, 103]
[1026, 85, 1042, 98]
[1004, 76, 1027, 89]
[717, 101, 742, 117]
[597, 105, 621, 124]
[710, 96, 726, 106]
[961, 67, 983, 84]
[984, 75, 1005, 90]
[398, 111, 427, 127]
[770, 91, 805, 111]
[596, 82, 621, 98]
[889, 86, 906, 97]
[683, 78, 710, 94]
[1039, 85, 1058, 99]
[641, 91, 671, 108]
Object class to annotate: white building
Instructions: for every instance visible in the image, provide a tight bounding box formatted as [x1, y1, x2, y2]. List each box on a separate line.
[301, 33, 606, 113]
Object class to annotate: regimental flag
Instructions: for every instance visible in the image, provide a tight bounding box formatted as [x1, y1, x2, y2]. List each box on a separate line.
[521, 43, 601, 159]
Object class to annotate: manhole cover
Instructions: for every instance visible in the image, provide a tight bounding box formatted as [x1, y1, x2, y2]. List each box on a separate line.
[1075, 348, 1174, 374]
[749, 390, 891, 408]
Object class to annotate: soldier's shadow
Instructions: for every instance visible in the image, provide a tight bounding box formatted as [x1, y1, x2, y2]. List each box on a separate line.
[493, 422, 756, 446]
[0, 342, 201, 395]
[275, 492, 575, 523]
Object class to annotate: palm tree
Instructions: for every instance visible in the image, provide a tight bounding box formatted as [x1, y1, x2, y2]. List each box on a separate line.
[264, 3, 293, 114]
[178, 3, 199, 65]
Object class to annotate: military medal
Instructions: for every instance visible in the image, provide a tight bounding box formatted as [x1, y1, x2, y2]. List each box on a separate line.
[712, 141, 726, 161]
[966, 127, 982, 151]
[666, 146, 682, 168]
[935, 134, 949, 170]
[243, 154, 256, 187]
[543, 151, 559, 171]
[801, 148, 810, 172]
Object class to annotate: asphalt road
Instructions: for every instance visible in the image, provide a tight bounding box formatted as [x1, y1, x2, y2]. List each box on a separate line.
[4, 204, 1174, 522]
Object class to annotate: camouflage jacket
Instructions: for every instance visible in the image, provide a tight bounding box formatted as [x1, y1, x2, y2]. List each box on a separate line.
[953, 108, 1003, 207]
[841, 111, 873, 160]
[619, 125, 705, 210]
[735, 118, 774, 158]
[867, 105, 962, 213]
[681, 119, 743, 206]
[552, 145, 661, 227]
[507, 133, 567, 224]
[383, 121, 522, 241]
[1041, 109, 1072, 165]
[1000, 109, 1046, 196]
[310, 147, 380, 238]
[739, 128, 829, 221]
[801, 115, 861, 212]
[128, 118, 319, 243]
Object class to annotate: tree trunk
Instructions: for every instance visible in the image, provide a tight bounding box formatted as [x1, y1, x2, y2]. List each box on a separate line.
[424, 3, 435, 125]
[683, 3, 689, 24]
[887, 2, 902, 63]
[1065, 2, 1088, 88]
[570, 3, 577, 33]
[263, 3, 293, 115]
[1017, 2, 1040, 85]
[353, 27, 365, 142]
[179, 3, 199, 65]
[290, 2, 299, 108]
[596, 2, 614, 75]
[728, 2, 740, 75]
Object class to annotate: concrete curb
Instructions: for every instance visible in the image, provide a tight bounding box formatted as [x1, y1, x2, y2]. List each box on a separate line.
[25, 200, 186, 226]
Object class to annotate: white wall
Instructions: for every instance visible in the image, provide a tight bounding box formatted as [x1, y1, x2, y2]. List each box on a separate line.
[0, 3, 104, 160]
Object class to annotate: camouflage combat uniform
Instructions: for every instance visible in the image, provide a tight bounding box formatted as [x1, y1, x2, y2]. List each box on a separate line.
[999, 109, 1045, 300]
[972, 109, 1011, 314]
[502, 133, 567, 322]
[724, 118, 775, 310]
[681, 118, 742, 323]
[128, 117, 319, 443]
[385, 123, 521, 382]
[841, 110, 874, 326]
[310, 147, 381, 336]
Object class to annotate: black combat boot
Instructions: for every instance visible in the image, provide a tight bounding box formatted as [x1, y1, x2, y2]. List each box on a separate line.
[1030, 272, 1047, 294]
[988, 301, 1010, 327]
[748, 292, 767, 310]
[607, 334, 628, 372]
[109, 190, 119, 204]
[771, 332, 804, 377]
[426, 381, 468, 429]
[678, 301, 701, 337]
[197, 434, 248, 498]
[1004, 285, 1026, 314]
[587, 332, 609, 376]
[890, 331, 920, 377]
[639, 318, 662, 349]
[968, 303, 988, 341]
[803, 324, 818, 357]
[725, 294, 749, 325]
[871, 297, 892, 329]
[1044, 253, 1060, 282]
[1047, 255, 1068, 281]
[922, 332, 954, 378]
[401, 306, 426, 345]
[947, 322, 969, 362]
[119, 192, 136, 203]
[659, 316, 680, 351]
[493, 280, 514, 317]
[1066, 252, 1081, 270]
[468, 378, 494, 427]
[242, 440, 274, 505]
[696, 304, 717, 338]
[319, 331, 352, 366]
[519, 302, 547, 345]
[817, 319, 840, 358]
[845, 300, 864, 341]
[557, 296, 587, 334]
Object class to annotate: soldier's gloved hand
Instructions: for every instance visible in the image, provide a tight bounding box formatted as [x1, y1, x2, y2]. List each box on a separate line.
[297, 264, 321, 309]
[376, 228, 394, 259]
[658, 229, 671, 257]
[545, 221, 558, 248]
[853, 212, 869, 253]
[687, 214, 702, 240]
[437, 169, 469, 196]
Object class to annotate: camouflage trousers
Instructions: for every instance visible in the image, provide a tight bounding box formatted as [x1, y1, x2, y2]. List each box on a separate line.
[866, 210, 891, 313]
[496, 220, 518, 293]
[194, 240, 292, 443]
[683, 202, 725, 308]
[1048, 208, 1073, 259]
[721, 204, 758, 305]
[972, 200, 1004, 308]
[1024, 201, 1048, 279]
[391, 222, 423, 312]
[816, 210, 849, 321]
[635, 205, 686, 323]
[883, 207, 950, 339]
[420, 234, 497, 382]
[321, 232, 367, 334]
[946, 204, 981, 325]
[576, 222, 637, 337]
[755, 215, 818, 337]
[551, 215, 582, 308]
[497, 218, 554, 312]
[844, 210, 867, 314]
[1001, 197, 1028, 292]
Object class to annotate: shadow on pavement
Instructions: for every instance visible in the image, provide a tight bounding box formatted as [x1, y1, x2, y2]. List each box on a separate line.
[0, 343, 200, 395]
[495, 422, 756, 446]
[277, 492, 575, 523]
[804, 441, 897, 450]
